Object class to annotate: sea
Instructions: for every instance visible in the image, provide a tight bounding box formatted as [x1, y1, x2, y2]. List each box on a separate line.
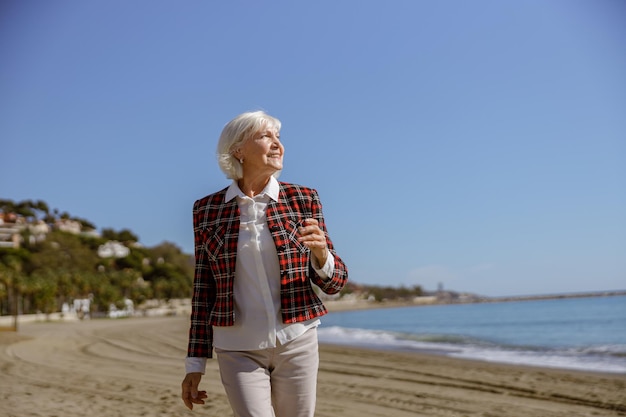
[317, 295, 626, 374]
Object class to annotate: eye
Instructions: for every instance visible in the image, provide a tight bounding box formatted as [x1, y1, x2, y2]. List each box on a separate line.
[258, 131, 280, 141]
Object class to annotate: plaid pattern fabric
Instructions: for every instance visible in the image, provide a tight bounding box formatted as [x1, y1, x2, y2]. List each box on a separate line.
[187, 182, 348, 358]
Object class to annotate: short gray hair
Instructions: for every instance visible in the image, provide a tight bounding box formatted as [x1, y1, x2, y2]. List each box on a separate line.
[216, 111, 282, 180]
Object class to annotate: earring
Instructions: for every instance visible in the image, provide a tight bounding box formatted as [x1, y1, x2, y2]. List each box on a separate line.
[239, 158, 244, 164]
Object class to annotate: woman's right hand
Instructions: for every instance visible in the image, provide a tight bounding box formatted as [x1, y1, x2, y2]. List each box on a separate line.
[181, 372, 207, 410]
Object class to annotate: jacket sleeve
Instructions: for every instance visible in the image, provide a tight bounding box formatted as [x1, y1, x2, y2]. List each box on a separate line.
[187, 199, 214, 359]
[308, 189, 348, 295]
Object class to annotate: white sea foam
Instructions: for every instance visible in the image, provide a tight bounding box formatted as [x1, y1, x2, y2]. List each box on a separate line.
[318, 296, 626, 374]
[317, 325, 626, 374]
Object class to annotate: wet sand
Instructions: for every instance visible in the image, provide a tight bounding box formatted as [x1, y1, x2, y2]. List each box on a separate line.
[1, 316, 624, 417]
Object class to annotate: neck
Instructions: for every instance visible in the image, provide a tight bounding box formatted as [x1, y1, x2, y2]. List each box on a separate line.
[238, 175, 271, 197]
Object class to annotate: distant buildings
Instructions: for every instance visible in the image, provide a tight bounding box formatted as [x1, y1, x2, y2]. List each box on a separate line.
[97, 241, 130, 258]
[0, 212, 101, 249]
[1, 211, 135, 262]
[0, 216, 21, 248]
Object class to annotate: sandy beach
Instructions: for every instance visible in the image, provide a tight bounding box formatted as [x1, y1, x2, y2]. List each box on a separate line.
[1, 316, 624, 417]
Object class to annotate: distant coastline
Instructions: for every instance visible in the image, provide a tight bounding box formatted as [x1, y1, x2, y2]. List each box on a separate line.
[485, 289, 626, 303]
[325, 289, 626, 313]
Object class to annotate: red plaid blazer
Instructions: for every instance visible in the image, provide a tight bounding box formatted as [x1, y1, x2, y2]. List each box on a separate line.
[187, 182, 348, 358]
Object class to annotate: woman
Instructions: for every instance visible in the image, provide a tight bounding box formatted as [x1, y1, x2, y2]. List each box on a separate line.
[181, 111, 348, 417]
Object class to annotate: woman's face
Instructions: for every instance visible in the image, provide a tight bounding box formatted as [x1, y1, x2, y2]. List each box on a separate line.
[239, 124, 284, 178]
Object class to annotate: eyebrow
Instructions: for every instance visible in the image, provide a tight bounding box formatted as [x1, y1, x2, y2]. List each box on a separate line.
[259, 129, 279, 136]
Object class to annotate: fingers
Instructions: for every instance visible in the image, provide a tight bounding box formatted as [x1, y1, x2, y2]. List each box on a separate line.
[183, 391, 207, 410]
[298, 219, 326, 249]
[298, 218, 329, 264]
[303, 218, 318, 227]
[299, 218, 318, 234]
[182, 373, 206, 410]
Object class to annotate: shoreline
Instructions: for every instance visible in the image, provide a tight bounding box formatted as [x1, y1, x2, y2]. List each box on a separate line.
[1, 316, 625, 417]
[323, 296, 626, 376]
[319, 339, 626, 377]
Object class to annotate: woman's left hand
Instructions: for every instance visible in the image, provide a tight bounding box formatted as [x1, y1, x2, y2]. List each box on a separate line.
[298, 218, 328, 265]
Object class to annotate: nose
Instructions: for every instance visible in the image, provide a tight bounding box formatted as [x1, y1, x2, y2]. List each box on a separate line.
[271, 140, 283, 152]
[270, 133, 281, 146]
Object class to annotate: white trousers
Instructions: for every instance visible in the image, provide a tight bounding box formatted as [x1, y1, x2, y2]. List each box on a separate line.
[215, 327, 319, 417]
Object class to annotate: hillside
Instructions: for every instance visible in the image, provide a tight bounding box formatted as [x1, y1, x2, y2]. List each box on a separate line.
[0, 199, 194, 317]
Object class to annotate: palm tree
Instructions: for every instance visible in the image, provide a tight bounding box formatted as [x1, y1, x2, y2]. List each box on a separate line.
[0, 256, 25, 330]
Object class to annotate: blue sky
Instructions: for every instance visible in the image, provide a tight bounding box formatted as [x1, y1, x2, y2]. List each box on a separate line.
[1, 1, 624, 297]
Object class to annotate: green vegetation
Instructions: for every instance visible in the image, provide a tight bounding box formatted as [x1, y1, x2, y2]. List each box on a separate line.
[0, 199, 193, 317]
[338, 281, 423, 302]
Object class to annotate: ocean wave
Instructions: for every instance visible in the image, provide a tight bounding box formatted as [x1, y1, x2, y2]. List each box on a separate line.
[317, 325, 626, 374]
